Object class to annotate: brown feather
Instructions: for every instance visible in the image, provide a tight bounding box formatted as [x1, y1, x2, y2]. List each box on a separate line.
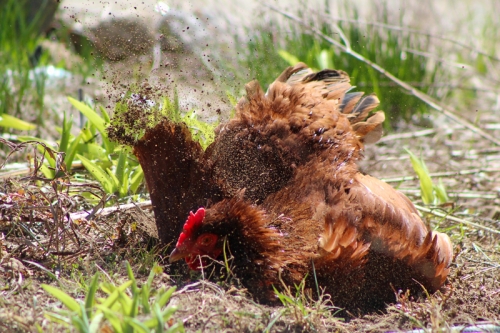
[133, 121, 221, 246]
[129, 64, 452, 314]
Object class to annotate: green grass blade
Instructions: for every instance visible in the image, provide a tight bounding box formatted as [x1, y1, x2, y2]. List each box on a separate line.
[115, 149, 127, 186]
[23, 260, 58, 281]
[129, 290, 140, 319]
[64, 133, 82, 170]
[316, 49, 334, 69]
[59, 113, 72, 153]
[100, 105, 110, 123]
[156, 287, 176, 308]
[88, 312, 104, 333]
[126, 262, 139, 294]
[76, 142, 107, 160]
[68, 97, 115, 154]
[95, 306, 123, 333]
[84, 273, 100, 319]
[126, 318, 150, 333]
[105, 168, 120, 194]
[405, 149, 435, 204]
[117, 291, 133, 320]
[0, 114, 36, 130]
[42, 284, 81, 314]
[38, 163, 55, 179]
[435, 178, 449, 203]
[100, 280, 134, 309]
[129, 166, 144, 194]
[68, 97, 105, 134]
[153, 303, 165, 333]
[278, 49, 301, 66]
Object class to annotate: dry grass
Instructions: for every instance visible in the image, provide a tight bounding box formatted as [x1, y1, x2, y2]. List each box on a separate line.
[1, 107, 499, 332]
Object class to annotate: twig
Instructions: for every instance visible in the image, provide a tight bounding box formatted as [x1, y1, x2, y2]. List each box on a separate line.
[264, 4, 500, 146]
[414, 204, 500, 235]
[381, 167, 500, 183]
[69, 200, 152, 221]
[356, 81, 500, 92]
[399, 189, 497, 200]
[451, 147, 500, 157]
[0, 161, 84, 179]
[404, 48, 472, 69]
[378, 129, 438, 143]
[461, 265, 500, 281]
[173, 281, 202, 295]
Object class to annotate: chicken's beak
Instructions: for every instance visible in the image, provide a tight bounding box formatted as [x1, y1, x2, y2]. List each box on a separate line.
[169, 247, 186, 263]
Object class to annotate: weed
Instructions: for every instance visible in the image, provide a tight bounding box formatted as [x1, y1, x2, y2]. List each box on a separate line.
[17, 98, 144, 200]
[0, 0, 51, 124]
[405, 149, 449, 206]
[270, 277, 340, 332]
[109, 85, 218, 150]
[43, 262, 184, 333]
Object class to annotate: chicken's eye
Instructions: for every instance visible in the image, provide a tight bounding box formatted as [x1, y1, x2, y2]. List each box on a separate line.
[196, 233, 218, 247]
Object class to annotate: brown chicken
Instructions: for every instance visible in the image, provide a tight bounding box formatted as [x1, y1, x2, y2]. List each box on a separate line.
[130, 63, 452, 313]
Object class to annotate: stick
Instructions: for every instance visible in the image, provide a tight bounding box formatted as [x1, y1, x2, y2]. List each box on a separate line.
[414, 204, 500, 235]
[69, 200, 152, 221]
[313, 13, 500, 63]
[381, 167, 500, 183]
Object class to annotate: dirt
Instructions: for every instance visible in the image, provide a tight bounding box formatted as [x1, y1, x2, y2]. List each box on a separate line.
[1, 116, 500, 332]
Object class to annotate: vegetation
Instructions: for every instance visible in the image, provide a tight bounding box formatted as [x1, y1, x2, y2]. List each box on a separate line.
[406, 149, 449, 206]
[109, 87, 217, 150]
[238, 14, 448, 126]
[43, 263, 183, 333]
[0, 0, 48, 128]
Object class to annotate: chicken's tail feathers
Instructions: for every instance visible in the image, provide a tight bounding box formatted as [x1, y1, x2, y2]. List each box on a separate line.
[317, 214, 370, 270]
[341, 92, 385, 144]
[275, 62, 311, 83]
[279, 63, 385, 145]
[351, 110, 385, 144]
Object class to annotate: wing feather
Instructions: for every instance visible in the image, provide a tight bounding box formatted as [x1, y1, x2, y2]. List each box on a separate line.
[352, 173, 452, 291]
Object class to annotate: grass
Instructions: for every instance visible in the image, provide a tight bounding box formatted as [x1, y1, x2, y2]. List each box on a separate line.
[236, 2, 500, 131]
[0, 0, 101, 140]
[1, 0, 500, 332]
[42, 262, 183, 333]
[0, 0, 50, 125]
[237, 5, 450, 128]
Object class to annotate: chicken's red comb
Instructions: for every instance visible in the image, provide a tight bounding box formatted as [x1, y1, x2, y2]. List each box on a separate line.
[176, 207, 205, 247]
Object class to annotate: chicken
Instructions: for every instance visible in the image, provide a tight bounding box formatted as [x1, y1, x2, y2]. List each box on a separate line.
[164, 63, 453, 313]
[123, 63, 452, 313]
[130, 63, 382, 245]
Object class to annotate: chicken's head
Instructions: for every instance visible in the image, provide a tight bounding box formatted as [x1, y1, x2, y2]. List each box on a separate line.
[169, 208, 222, 270]
[169, 197, 286, 275]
